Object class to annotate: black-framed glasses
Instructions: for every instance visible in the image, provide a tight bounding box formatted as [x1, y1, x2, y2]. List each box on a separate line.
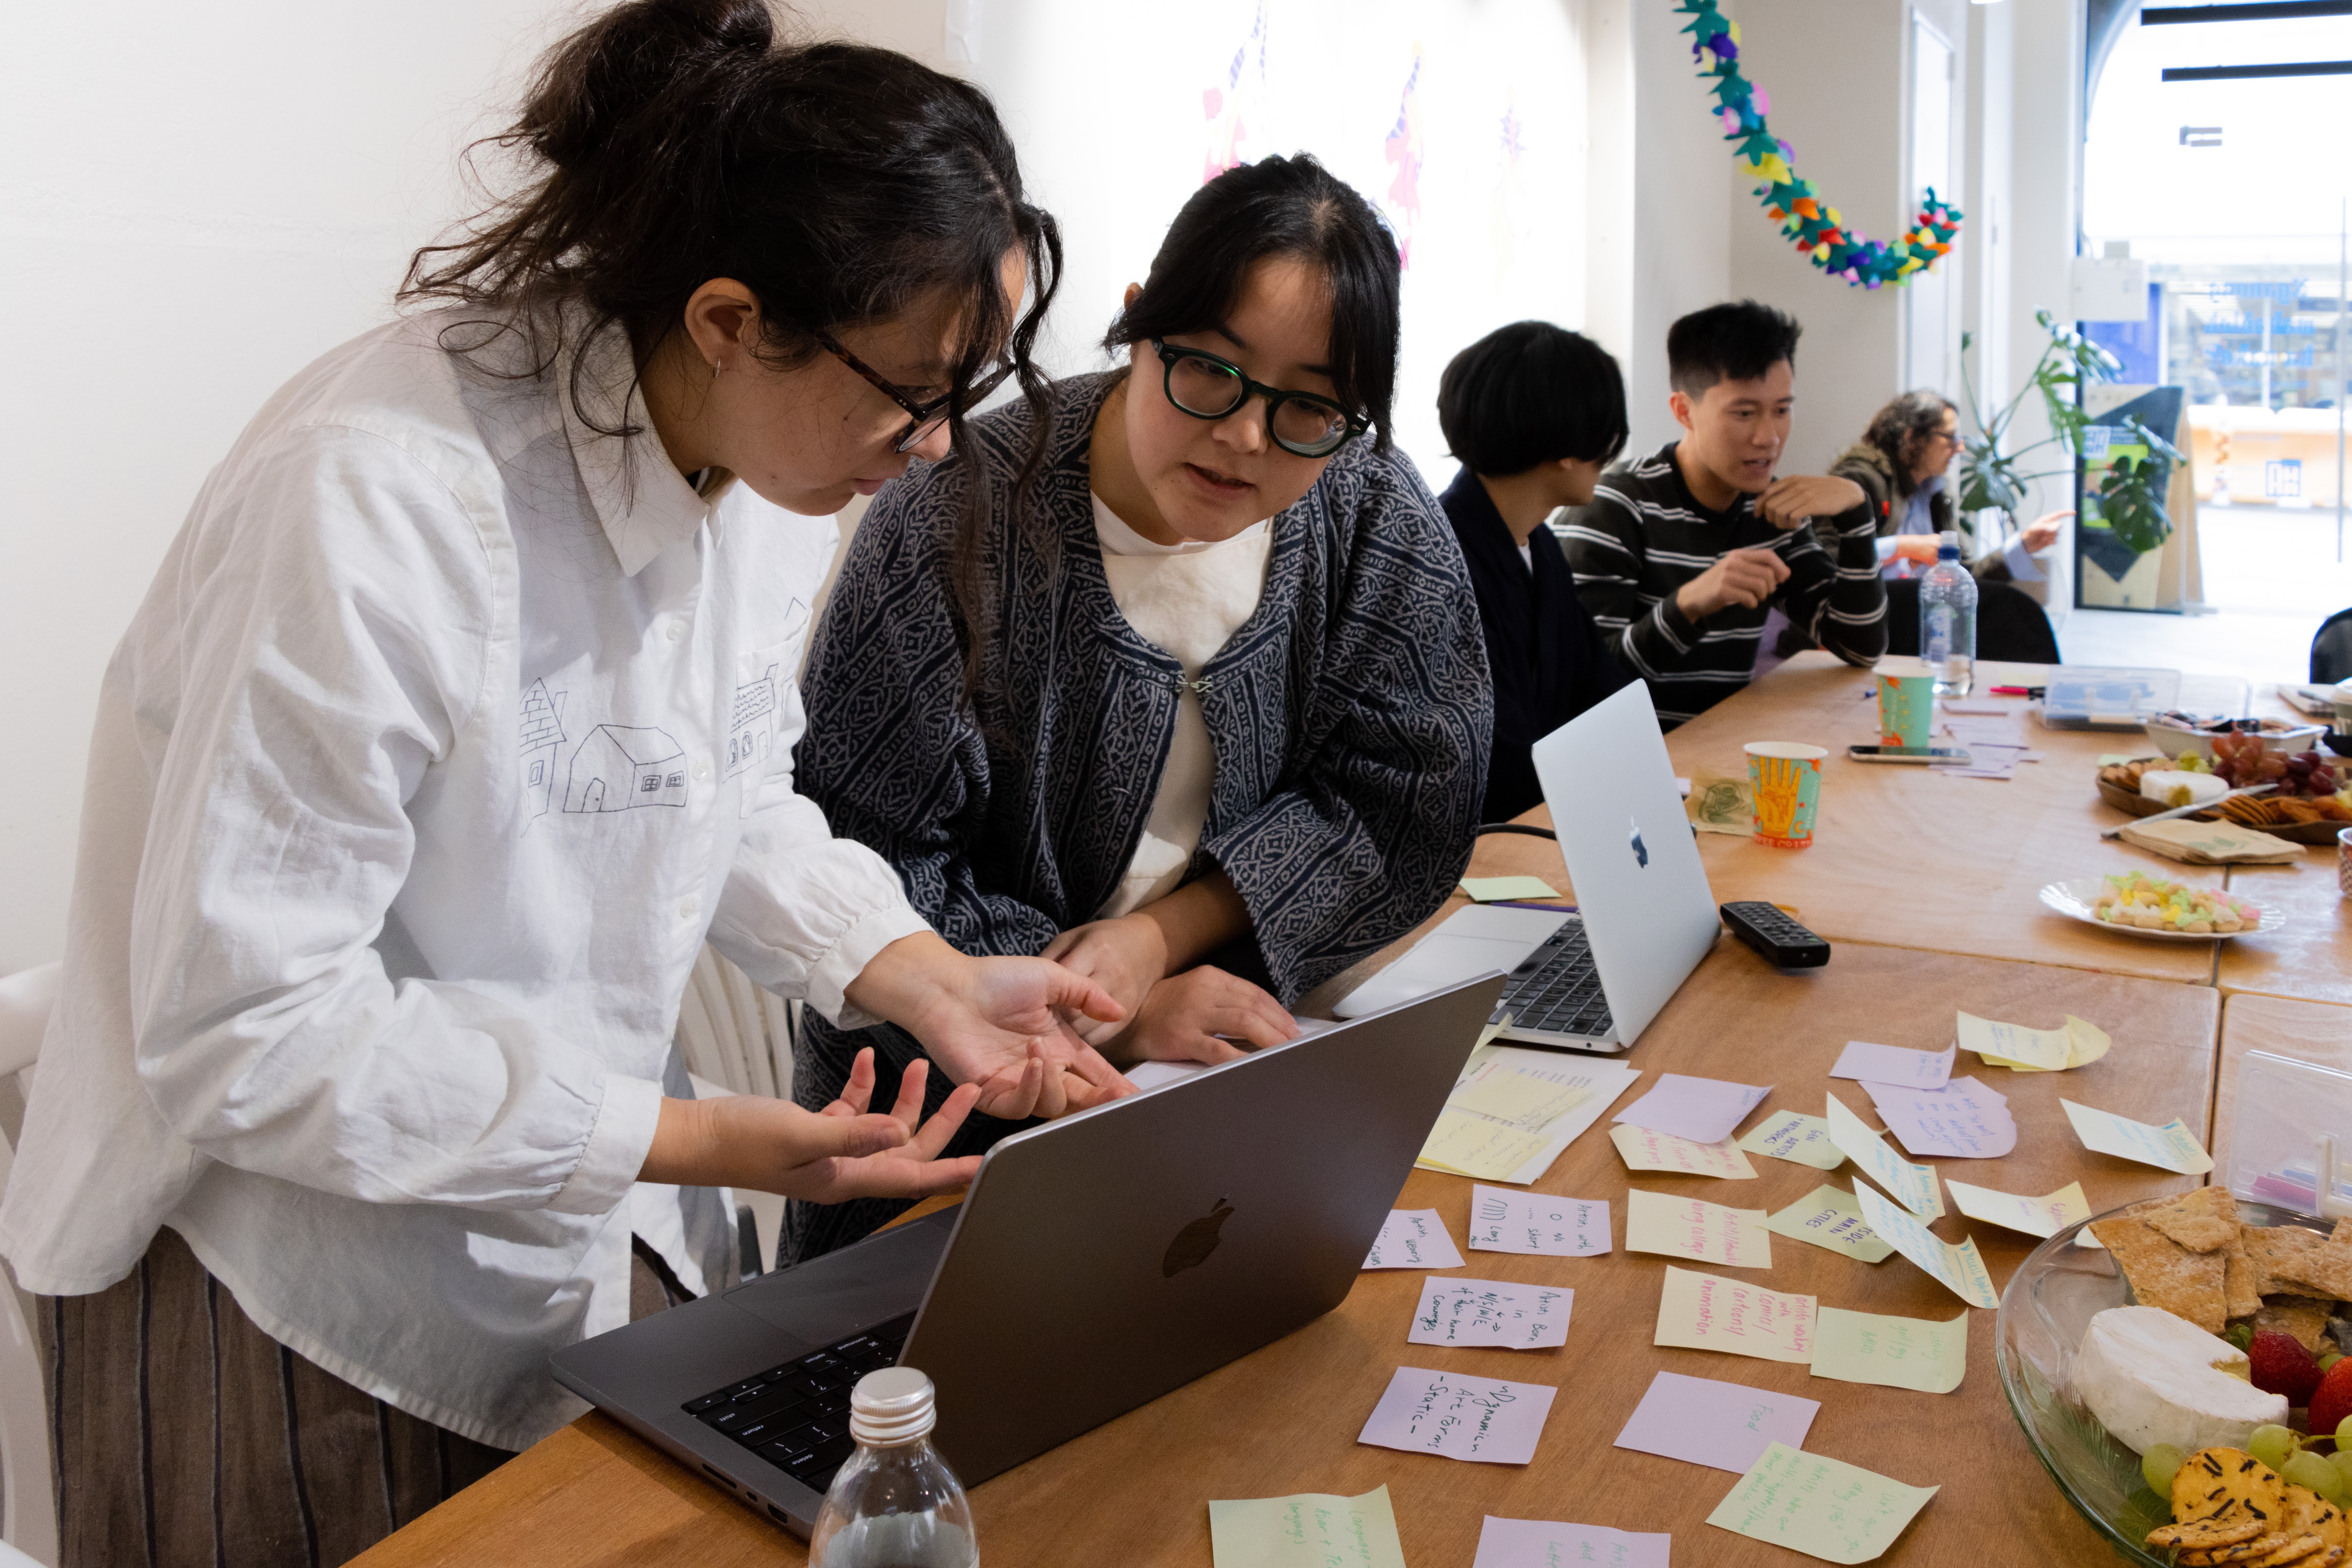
[1152, 340, 1367, 459]
[812, 327, 1014, 454]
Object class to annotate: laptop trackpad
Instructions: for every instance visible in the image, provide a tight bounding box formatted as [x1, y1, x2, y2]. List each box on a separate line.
[729, 1209, 953, 1345]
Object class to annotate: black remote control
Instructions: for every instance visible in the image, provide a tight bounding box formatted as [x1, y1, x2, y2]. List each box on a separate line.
[1720, 901, 1831, 968]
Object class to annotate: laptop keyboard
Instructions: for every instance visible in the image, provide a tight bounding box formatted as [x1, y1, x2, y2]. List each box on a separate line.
[1494, 923, 1616, 1040]
[681, 1312, 914, 1492]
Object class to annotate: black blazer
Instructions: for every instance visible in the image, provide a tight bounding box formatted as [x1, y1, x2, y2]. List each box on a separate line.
[1440, 467, 1633, 822]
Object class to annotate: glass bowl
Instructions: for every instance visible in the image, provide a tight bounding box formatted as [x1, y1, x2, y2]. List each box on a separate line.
[1995, 1199, 2327, 1567]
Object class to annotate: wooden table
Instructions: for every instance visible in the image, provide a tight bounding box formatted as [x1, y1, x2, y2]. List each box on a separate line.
[2214, 991, 2352, 1177]
[2220, 851, 2352, 1006]
[354, 942, 2221, 1567]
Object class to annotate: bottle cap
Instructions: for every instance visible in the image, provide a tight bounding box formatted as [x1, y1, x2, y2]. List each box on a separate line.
[849, 1366, 936, 1445]
[1936, 528, 1961, 561]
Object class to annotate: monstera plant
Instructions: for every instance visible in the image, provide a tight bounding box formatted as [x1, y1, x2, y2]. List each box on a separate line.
[1960, 308, 2183, 556]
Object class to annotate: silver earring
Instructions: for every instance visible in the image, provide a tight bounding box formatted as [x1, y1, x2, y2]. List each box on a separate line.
[710, 359, 723, 381]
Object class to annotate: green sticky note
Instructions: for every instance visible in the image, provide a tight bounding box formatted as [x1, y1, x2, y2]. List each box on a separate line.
[2060, 1099, 2214, 1174]
[1738, 1110, 1846, 1171]
[1209, 1486, 1407, 1568]
[1809, 1305, 1967, 1394]
[1460, 876, 1562, 903]
[1765, 1184, 1894, 1264]
[1822, 1094, 1942, 1219]
[1707, 1443, 1939, 1563]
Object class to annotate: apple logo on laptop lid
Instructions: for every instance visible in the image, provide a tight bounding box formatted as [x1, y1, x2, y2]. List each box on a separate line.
[1162, 1197, 1233, 1277]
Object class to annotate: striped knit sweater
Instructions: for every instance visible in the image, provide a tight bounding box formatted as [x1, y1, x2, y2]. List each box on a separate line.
[1557, 441, 1887, 726]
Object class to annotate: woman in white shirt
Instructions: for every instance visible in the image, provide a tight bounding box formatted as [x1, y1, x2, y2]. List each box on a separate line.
[0, 3, 1128, 1562]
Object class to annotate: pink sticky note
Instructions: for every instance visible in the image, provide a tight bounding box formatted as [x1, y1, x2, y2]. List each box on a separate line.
[1613, 1074, 1772, 1146]
[1473, 1516, 1672, 1568]
[1613, 1370, 1821, 1473]
[1863, 1077, 2017, 1159]
[1830, 1041, 1954, 1090]
[1358, 1366, 1557, 1465]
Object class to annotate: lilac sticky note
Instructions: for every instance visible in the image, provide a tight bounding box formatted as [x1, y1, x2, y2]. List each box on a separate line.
[1612, 1370, 1821, 1473]
[1613, 1074, 1772, 1146]
[1830, 1041, 1954, 1090]
[1472, 1516, 1672, 1568]
[1864, 1077, 2017, 1159]
[1358, 1366, 1557, 1465]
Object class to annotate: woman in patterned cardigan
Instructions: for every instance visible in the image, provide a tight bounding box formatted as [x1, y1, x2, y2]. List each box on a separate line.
[788, 155, 1491, 1260]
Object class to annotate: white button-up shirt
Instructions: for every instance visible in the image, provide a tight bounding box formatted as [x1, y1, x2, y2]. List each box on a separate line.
[0, 309, 927, 1448]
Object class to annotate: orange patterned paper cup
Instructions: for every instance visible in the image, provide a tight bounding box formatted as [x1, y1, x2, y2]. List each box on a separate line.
[1745, 742, 1830, 849]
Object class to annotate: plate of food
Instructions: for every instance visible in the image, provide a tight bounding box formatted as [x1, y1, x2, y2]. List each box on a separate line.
[1997, 1193, 2352, 1568]
[2095, 748, 2351, 847]
[2144, 711, 2327, 765]
[2040, 873, 2284, 940]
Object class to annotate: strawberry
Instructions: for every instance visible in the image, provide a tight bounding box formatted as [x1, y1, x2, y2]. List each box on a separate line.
[2252, 1330, 2325, 1404]
[2310, 1356, 2352, 1436]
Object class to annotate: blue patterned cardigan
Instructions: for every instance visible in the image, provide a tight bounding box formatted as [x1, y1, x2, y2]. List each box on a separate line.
[783, 371, 1489, 1256]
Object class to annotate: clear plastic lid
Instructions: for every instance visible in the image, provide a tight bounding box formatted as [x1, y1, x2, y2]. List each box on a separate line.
[2227, 1050, 2352, 1217]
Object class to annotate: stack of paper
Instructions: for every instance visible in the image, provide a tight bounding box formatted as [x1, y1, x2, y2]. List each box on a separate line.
[1417, 1047, 1640, 1184]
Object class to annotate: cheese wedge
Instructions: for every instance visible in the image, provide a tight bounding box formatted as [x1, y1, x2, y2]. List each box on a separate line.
[2075, 1306, 2288, 1456]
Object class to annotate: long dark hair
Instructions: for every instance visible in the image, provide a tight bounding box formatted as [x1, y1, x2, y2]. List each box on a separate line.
[1102, 154, 1402, 450]
[401, 0, 1061, 557]
[1863, 390, 1959, 497]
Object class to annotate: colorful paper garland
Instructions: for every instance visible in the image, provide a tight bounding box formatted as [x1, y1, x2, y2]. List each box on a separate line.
[1677, 0, 1962, 289]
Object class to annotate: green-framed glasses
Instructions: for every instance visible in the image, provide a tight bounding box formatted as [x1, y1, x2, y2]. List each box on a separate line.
[1151, 340, 1367, 459]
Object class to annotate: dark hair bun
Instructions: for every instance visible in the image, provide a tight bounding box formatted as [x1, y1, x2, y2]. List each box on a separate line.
[524, 0, 775, 174]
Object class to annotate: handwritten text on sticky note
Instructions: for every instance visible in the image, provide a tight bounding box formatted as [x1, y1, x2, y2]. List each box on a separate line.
[1653, 1266, 1817, 1363]
[1706, 1443, 1939, 1564]
[1357, 1367, 1556, 1465]
[1468, 1186, 1610, 1257]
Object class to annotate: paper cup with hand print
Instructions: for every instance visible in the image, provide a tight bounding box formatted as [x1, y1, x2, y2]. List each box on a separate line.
[1876, 657, 1936, 749]
[2339, 826, 2352, 902]
[1746, 742, 1829, 849]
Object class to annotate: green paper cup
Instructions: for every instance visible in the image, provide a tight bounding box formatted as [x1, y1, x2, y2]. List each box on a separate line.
[1746, 742, 1829, 849]
[1877, 658, 1936, 749]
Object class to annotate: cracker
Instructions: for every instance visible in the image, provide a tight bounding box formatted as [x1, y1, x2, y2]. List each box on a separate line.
[2193, 1534, 2290, 1566]
[2247, 1228, 2330, 1298]
[2093, 1214, 2230, 1333]
[2174, 1448, 2290, 1532]
[2248, 1535, 2328, 1567]
[2271, 1238, 2352, 1302]
[2153, 1211, 2243, 1252]
[2156, 1518, 2278, 1550]
[2259, 1297, 2338, 1356]
[2227, 1242, 2266, 1320]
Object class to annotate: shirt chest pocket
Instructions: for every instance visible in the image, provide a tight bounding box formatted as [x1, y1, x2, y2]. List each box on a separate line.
[724, 601, 811, 785]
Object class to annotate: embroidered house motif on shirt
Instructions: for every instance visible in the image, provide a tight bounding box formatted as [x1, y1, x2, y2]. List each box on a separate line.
[518, 679, 569, 823]
[564, 725, 688, 813]
[726, 664, 779, 781]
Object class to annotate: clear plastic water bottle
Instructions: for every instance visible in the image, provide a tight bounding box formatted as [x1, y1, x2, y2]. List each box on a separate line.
[1918, 529, 1978, 698]
[809, 1367, 978, 1568]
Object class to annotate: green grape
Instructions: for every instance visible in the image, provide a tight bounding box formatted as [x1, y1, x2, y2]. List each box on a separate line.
[2326, 1353, 2346, 1372]
[2141, 1443, 2186, 1492]
[2284, 1450, 2342, 1499]
[2338, 1414, 2352, 1451]
[2333, 1448, 2352, 1494]
[2251, 1423, 2298, 1471]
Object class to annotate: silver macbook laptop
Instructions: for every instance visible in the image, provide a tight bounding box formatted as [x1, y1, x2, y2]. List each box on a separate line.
[550, 973, 1503, 1536]
[1331, 680, 1720, 1053]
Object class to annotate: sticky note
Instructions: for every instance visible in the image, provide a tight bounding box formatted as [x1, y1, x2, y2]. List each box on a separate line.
[1823, 1094, 1943, 1219]
[1210, 1486, 1408, 1568]
[1407, 1276, 1573, 1351]
[1808, 1306, 1967, 1394]
[1653, 1266, 1817, 1364]
[1830, 1041, 1954, 1089]
[1460, 876, 1563, 903]
[1614, 1074, 1773, 1146]
[1944, 1178, 2092, 1238]
[1419, 1109, 1558, 1181]
[1958, 1010, 2110, 1072]
[1626, 1189, 1773, 1269]
[1611, 1122, 1758, 1180]
[1471, 1517, 1670, 1568]
[1467, 1187, 1610, 1257]
[1448, 1068, 1592, 1130]
[1863, 1077, 2017, 1160]
[1738, 1110, 1845, 1171]
[1357, 1366, 1556, 1465]
[1849, 1184, 1999, 1309]
[1420, 1051, 1641, 1185]
[1365, 1210, 1465, 1270]
[1707, 1443, 1939, 1563]
[1765, 1184, 1894, 1264]
[1613, 1370, 1820, 1473]
[2060, 1099, 2214, 1174]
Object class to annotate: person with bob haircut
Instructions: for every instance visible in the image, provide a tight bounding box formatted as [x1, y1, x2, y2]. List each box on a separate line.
[1435, 321, 1635, 821]
[1562, 299, 1886, 727]
[791, 154, 1492, 1262]
[1, 4, 1135, 1559]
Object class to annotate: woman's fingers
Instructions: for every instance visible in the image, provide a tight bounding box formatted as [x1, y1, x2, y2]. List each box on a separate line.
[1041, 966, 1126, 1026]
[886, 1056, 930, 1128]
[825, 1048, 879, 1118]
[1030, 1043, 1070, 1120]
[795, 1110, 911, 1165]
[905, 1081, 981, 1159]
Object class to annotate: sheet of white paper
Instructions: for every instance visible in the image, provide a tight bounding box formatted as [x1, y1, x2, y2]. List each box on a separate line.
[1357, 1366, 1557, 1465]
[1471, 1517, 1670, 1568]
[1365, 1210, 1465, 1270]
[1423, 1050, 1641, 1185]
[1467, 1186, 1611, 1256]
[1830, 1041, 1954, 1089]
[1613, 1074, 1772, 1146]
[1861, 1077, 2017, 1159]
[1407, 1276, 1573, 1350]
[1613, 1369, 1821, 1473]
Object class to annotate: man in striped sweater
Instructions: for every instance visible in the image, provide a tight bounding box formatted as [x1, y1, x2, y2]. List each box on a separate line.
[1559, 301, 1887, 727]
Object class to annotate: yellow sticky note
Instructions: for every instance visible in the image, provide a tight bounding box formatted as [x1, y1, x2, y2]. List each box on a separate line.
[2060, 1099, 2215, 1175]
[1449, 1068, 1592, 1131]
[1765, 1184, 1894, 1264]
[1707, 1443, 1939, 1563]
[1610, 1122, 1758, 1180]
[1209, 1485, 1408, 1568]
[1945, 1179, 2092, 1239]
[1809, 1306, 1967, 1394]
[1958, 1011, 2109, 1073]
[1419, 1109, 1555, 1181]
[1823, 1094, 1943, 1219]
[1625, 1188, 1773, 1269]
[1653, 1266, 1817, 1363]
[1849, 1184, 1999, 1309]
[1738, 1110, 1846, 1171]
[1459, 876, 1562, 903]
